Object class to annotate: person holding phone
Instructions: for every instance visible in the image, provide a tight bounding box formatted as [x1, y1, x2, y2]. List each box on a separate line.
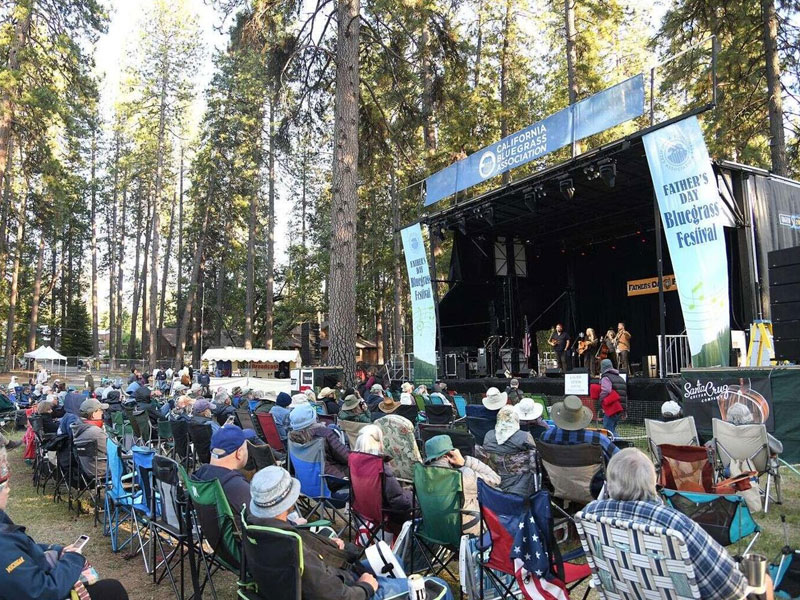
[0, 480, 129, 599]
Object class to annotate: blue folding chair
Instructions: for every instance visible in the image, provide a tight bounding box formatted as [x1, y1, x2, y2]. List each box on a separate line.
[288, 437, 349, 534]
[453, 395, 468, 419]
[104, 438, 153, 573]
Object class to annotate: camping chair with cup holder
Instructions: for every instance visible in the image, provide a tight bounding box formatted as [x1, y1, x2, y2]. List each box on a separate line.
[375, 414, 423, 482]
[188, 421, 213, 465]
[575, 511, 703, 600]
[287, 437, 350, 535]
[28, 413, 55, 494]
[712, 417, 782, 512]
[70, 438, 106, 526]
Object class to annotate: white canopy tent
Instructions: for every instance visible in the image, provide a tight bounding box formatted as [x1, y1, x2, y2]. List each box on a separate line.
[201, 347, 301, 364]
[24, 346, 68, 377]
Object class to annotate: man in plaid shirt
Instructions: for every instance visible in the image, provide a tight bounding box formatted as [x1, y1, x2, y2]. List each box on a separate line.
[582, 448, 761, 600]
[540, 395, 619, 464]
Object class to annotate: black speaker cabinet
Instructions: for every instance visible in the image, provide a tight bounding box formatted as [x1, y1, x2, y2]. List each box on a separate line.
[769, 246, 800, 361]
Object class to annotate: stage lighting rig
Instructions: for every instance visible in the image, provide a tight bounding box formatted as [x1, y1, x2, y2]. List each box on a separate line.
[558, 176, 575, 200]
[454, 216, 467, 236]
[599, 159, 616, 188]
[474, 205, 494, 226]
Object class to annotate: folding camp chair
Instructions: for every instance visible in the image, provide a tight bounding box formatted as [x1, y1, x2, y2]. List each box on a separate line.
[150, 455, 191, 600]
[238, 510, 302, 600]
[348, 451, 391, 552]
[71, 438, 105, 525]
[425, 404, 455, 426]
[575, 511, 703, 599]
[156, 420, 174, 457]
[661, 489, 760, 553]
[28, 414, 55, 494]
[419, 424, 476, 458]
[659, 443, 755, 495]
[535, 439, 604, 507]
[645, 416, 699, 465]
[246, 440, 276, 471]
[395, 403, 419, 424]
[411, 462, 464, 581]
[235, 407, 257, 432]
[255, 412, 285, 453]
[413, 393, 427, 412]
[453, 395, 468, 419]
[182, 474, 241, 600]
[338, 418, 369, 448]
[170, 419, 192, 468]
[188, 422, 212, 465]
[287, 437, 349, 533]
[376, 414, 422, 482]
[530, 395, 550, 420]
[466, 480, 590, 600]
[132, 410, 154, 445]
[465, 416, 495, 447]
[712, 417, 782, 512]
[104, 438, 152, 573]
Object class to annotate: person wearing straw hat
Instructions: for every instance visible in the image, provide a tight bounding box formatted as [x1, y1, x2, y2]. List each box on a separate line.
[370, 395, 401, 422]
[478, 406, 539, 497]
[425, 435, 500, 535]
[317, 387, 340, 415]
[246, 466, 455, 600]
[338, 393, 371, 423]
[540, 395, 618, 464]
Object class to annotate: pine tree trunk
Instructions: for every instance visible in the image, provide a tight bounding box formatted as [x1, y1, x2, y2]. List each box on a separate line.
[108, 138, 119, 360]
[564, 0, 580, 154]
[116, 178, 126, 357]
[761, 0, 787, 176]
[0, 3, 32, 183]
[192, 270, 204, 366]
[27, 234, 45, 351]
[140, 199, 151, 360]
[177, 148, 184, 320]
[376, 274, 384, 365]
[50, 240, 57, 347]
[174, 207, 210, 369]
[245, 188, 256, 349]
[264, 94, 276, 350]
[421, 21, 436, 152]
[327, 0, 360, 386]
[500, 0, 511, 184]
[5, 193, 26, 365]
[128, 196, 144, 358]
[215, 246, 225, 346]
[0, 138, 15, 290]
[90, 129, 99, 358]
[473, 0, 484, 89]
[159, 192, 175, 331]
[391, 170, 403, 359]
[150, 71, 168, 371]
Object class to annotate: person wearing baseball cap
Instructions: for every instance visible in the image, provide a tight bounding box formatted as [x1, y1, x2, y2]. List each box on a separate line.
[190, 399, 221, 433]
[195, 425, 257, 523]
[72, 398, 110, 479]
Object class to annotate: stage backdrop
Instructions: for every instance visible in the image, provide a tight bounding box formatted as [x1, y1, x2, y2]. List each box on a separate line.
[681, 367, 800, 463]
[401, 224, 437, 385]
[644, 116, 731, 366]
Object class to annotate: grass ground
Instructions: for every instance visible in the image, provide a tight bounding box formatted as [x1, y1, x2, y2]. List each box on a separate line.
[4, 427, 800, 599]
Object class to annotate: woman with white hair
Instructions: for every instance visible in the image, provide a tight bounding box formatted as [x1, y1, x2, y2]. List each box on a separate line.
[477, 406, 539, 497]
[353, 425, 412, 529]
[582, 448, 771, 600]
[726, 403, 783, 456]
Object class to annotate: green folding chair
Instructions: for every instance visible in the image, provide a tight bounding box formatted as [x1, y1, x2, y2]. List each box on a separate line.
[411, 462, 465, 581]
[530, 394, 549, 420]
[413, 394, 427, 412]
[182, 473, 241, 600]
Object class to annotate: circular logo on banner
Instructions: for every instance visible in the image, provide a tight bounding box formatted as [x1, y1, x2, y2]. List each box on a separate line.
[411, 237, 419, 250]
[659, 131, 693, 171]
[479, 151, 497, 179]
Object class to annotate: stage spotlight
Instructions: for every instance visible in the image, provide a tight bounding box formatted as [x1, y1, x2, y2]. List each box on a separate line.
[534, 184, 546, 199]
[599, 161, 616, 187]
[481, 206, 494, 226]
[559, 177, 575, 200]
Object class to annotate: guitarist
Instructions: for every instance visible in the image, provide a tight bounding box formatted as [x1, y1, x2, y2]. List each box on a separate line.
[579, 328, 599, 376]
[548, 323, 571, 374]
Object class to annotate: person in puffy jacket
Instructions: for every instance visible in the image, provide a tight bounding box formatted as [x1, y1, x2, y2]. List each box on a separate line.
[478, 406, 539, 497]
[71, 399, 109, 480]
[266, 392, 292, 441]
[0, 480, 129, 600]
[288, 404, 349, 481]
[353, 425, 411, 530]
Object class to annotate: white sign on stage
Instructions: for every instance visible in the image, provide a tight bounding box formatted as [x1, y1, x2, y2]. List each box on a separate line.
[564, 373, 589, 396]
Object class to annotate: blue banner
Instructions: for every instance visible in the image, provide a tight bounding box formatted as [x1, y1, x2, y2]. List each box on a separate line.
[643, 116, 730, 367]
[400, 224, 437, 385]
[424, 74, 645, 206]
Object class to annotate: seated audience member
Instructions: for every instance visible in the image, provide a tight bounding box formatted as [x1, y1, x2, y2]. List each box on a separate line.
[317, 387, 340, 416]
[466, 386, 507, 421]
[540, 395, 619, 464]
[425, 435, 500, 535]
[399, 392, 414, 406]
[247, 466, 453, 600]
[167, 395, 193, 422]
[400, 382, 414, 395]
[212, 390, 236, 424]
[0, 481, 129, 600]
[479, 406, 538, 497]
[36, 400, 61, 434]
[365, 384, 385, 412]
[251, 391, 276, 414]
[338, 394, 372, 423]
[414, 384, 430, 401]
[429, 383, 451, 406]
[267, 392, 292, 440]
[582, 448, 772, 600]
[504, 378, 524, 405]
[726, 403, 783, 456]
[134, 386, 162, 426]
[288, 404, 350, 481]
[370, 395, 401, 422]
[660, 400, 683, 422]
[190, 399, 220, 434]
[194, 425, 256, 517]
[353, 425, 412, 529]
[515, 397, 549, 439]
[72, 399, 109, 481]
[598, 358, 627, 436]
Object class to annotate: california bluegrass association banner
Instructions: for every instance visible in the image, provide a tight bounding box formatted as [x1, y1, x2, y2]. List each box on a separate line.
[401, 224, 437, 385]
[644, 116, 731, 367]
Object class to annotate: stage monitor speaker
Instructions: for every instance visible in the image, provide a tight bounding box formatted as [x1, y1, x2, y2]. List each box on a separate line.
[768, 247, 800, 362]
[477, 349, 487, 377]
[771, 301, 800, 322]
[445, 354, 457, 378]
[770, 283, 800, 304]
[768, 245, 800, 269]
[545, 368, 561, 378]
[456, 362, 467, 379]
[774, 339, 800, 361]
[769, 264, 800, 286]
[571, 367, 588, 374]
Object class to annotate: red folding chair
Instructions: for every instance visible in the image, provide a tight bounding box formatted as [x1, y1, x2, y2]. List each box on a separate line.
[348, 452, 393, 553]
[255, 413, 285, 453]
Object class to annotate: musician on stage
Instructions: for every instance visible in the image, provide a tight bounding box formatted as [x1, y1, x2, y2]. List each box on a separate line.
[616, 322, 632, 375]
[549, 323, 570, 374]
[579, 328, 599, 376]
[599, 329, 617, 369]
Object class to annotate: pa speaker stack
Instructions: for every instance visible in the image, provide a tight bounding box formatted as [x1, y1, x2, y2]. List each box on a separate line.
[769, 246, 800, 362]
